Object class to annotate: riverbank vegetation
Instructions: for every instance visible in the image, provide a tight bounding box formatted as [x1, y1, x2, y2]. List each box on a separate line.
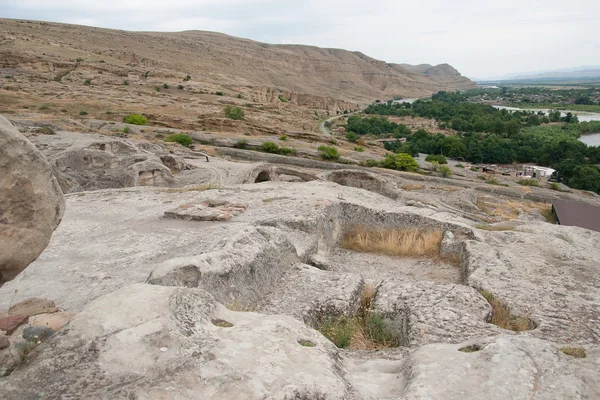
[347, 91, 600, 194]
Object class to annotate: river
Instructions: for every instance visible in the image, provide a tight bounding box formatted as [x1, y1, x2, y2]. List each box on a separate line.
[492, 105, 600, 146]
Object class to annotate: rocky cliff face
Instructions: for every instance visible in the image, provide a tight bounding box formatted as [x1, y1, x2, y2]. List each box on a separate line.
[0, 19, 474, 102]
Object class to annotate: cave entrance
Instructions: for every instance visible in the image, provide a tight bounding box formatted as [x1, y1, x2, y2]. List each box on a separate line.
[255, 171, 271, 183]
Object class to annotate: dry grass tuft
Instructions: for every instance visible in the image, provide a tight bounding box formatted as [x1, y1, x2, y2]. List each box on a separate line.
[475, 224, 516, 231]
[476, 197, 555, 223]
[226, 300, 255, 312]
[561, 347, 586, 358]
[401, 184, 424, 191]
[439, 186, 461, 192]
[342, 226, 443, 259]
[480, 289, 535, 332]
[161, 182, 221, 193]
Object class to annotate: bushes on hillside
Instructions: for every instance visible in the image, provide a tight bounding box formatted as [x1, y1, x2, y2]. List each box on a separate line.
[425, 154, 447, 164]
[317, 145, 340, 160]
[224, 105, 245, 120]
[165, 133, 192, 147]
[261, 141, 297, 156]
[123, 114, 148, 125]
[380, 153, 418, 172]
[439, 165, 453, 177]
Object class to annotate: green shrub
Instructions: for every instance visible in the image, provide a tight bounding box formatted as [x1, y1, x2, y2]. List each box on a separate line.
[318, 145, 340, 160]
[551, 182, 560, 191]
[76, 57, 84, 63]
[178, 84, 184, 90]
[279, 146, 297, 156]
[439, 165, 453, 177]
[165, 133, 193, 147]
[122, 126, 130, 134]
[79, 111, 88, 116]
[143, 71, 150, 79]
[456, 163, 465, 168]
[361, 159, 380, 167]
[518, 178, 540, 187]
[380, 153, 418, 171]
[486, 176, 501, 185]
[470, 166, 479, 172]
[236, 93, 243, 99]
[234, 139, 248, 149]
[319, 318, 357, 348]
[329, 139, 338, 145]
[278, 95, 289, 103]
[123, 80, 129, 85]
[354, 146, 365, 152]
[365, 313, 397, 346]
[163, 83, 169, 89]
[346, 132, 358, 143]
[215, 91, 224, 96]
[224, 105, 245, 120]
[425, 154, 447, 164]
[123, 114, 148, 125]
[261, 141, 280, 153]
[83, 79, 91, 85]
[279, 134, 288, 141]
[183, 74, 191, 81]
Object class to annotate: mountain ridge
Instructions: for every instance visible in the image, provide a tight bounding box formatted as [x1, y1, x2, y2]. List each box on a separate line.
[0, 18, 474, 101]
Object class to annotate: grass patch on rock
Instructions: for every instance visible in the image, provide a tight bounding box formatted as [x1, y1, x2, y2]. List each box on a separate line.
[480, 289, 536, 332]
[401, 184, 424, 191]
[561, 347, 586, 358]
[318, 284, 400, 350]
[475, 224, 516, 231]
[341, 226, 443, 259]
[458, 344, 482, 353]
[476, 197, 555, 223]
[161, 183, 220, 193]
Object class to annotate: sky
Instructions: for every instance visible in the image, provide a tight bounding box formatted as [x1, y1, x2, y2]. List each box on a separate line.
[2, 0, 599, 79]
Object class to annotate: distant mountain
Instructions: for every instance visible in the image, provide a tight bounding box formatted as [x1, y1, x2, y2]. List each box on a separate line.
[480, 67, 600, 82]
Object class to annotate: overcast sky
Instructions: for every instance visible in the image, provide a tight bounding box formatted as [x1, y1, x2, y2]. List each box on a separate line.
[2, 0, 599, 79]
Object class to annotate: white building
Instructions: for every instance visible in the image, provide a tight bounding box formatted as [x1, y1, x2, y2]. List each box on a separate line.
[522, 165, 555, 179]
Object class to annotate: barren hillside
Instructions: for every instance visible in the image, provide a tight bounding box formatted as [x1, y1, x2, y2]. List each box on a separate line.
[0, 19, 473, 103]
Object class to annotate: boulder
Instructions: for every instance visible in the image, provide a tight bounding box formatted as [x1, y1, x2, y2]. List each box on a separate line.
[0, 116, 65, 286]
[1, 284, 349, 399]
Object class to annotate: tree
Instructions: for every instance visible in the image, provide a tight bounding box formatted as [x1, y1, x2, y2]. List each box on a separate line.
[505, 120, 521, 137]
[549, 110, 561, 122]
[346, 132, 358, 143]
[569, 166, 600, 192]
[526, 115, 541, 126]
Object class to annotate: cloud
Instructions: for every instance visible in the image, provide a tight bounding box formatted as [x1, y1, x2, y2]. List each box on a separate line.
[2, 0, 599, 78]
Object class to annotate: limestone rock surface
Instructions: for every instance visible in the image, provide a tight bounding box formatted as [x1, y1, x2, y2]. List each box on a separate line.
[1, 284, 349, 400]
